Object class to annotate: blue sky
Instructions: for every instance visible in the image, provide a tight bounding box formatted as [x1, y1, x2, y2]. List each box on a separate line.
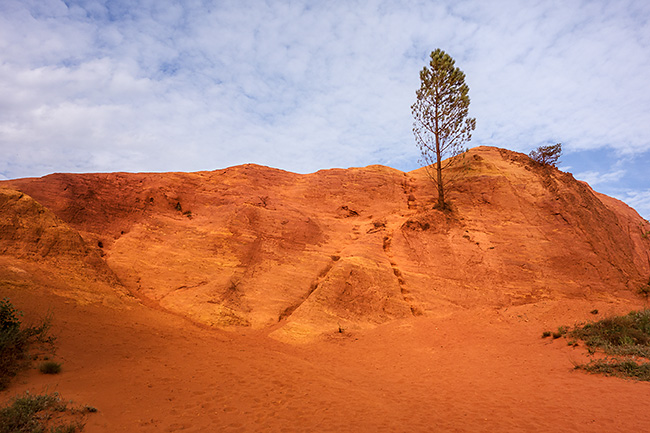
[1, 0, 649, 219]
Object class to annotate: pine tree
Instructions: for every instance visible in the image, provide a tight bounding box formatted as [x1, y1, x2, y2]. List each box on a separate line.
[412, 49, 476, 209]
[529, 143, 562, 167]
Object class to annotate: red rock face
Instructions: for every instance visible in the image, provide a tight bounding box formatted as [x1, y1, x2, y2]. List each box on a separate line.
[2, 146, 649, 341]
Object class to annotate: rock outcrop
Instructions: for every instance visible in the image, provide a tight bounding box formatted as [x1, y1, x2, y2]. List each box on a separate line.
[2, 146, 649, 341]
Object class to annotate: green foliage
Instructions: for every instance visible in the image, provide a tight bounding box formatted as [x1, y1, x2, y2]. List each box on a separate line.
[0, 298, 22, 331]
[577, 359, 650, 381]
[412, 48, 476, 209]
[0, 298, 55, 390]
[568, 309, 650, 358]
[0, 392, 85, 433]
[566, 310, 650, 381]
[529, 143, 562, 167]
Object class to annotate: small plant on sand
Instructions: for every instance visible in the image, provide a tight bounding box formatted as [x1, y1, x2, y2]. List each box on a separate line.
[39, 361, 62, 375]
[564, 309, 650, 381]
[82, 406, 97, 413]
[0, 391, 88, 433]
[578, 359, 650, 381]
[0, 298, 56, 390]
[551, 326, 567, 339]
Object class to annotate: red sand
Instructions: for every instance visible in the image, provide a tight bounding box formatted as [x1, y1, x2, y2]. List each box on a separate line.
[4, 286, 649, 432]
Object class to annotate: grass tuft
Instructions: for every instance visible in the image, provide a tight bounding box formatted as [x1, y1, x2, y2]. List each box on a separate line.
[565, 309, 650, 381]
[577, 359, 650, 381]
[568, 309, 650, 358]
[0, 391, 85, 433]
[39, 361, 62, 375]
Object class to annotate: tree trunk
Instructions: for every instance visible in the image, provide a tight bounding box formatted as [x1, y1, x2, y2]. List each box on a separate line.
[435, 107, 444, 209]
[436, 145, 444, 208]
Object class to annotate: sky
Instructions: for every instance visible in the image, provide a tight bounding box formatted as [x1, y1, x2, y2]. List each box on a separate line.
[1, 0, 649, 219]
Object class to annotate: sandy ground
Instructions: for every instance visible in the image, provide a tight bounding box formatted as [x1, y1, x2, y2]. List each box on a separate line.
[3, 285, 650, 433]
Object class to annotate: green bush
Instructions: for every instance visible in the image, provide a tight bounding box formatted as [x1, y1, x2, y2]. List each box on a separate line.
[0, 392, 84, 433]
[0, 298, 22, 331]
[567, 309, 650, 381]
[568, 309, 650, 358]
[577, 359, 650, 381]
[0, 298, 55, 390]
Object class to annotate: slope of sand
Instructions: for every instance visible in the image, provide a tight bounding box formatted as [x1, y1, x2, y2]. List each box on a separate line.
[3, 281, 649, 432]
[2, 146, 650, 431]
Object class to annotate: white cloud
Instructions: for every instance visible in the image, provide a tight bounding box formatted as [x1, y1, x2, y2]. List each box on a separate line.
[459, 0, 650, 155]
[618, 190, 650, 221]
[574, 169, 627, 187]
[0, 0, 649, 185]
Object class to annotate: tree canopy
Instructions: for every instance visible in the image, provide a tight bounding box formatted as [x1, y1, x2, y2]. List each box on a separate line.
[529, 143, 562, 167]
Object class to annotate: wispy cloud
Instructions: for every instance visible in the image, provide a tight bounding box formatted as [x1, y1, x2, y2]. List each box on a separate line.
[621, 190, 650, 221]
[575, 169, 627, 187]
[0, 1, 649, 217]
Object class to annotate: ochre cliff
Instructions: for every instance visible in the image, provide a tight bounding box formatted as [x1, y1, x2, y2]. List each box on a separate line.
[2, 146, 649, 341]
